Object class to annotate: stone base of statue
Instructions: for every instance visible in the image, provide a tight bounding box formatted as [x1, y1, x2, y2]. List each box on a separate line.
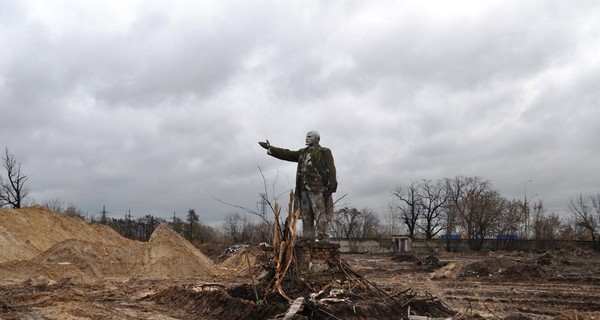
[294, 239, 343, 287]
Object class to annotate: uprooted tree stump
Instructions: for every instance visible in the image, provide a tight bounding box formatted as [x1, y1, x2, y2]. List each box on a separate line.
[250, 191, 457, 319]
[264, 192, 348, 298]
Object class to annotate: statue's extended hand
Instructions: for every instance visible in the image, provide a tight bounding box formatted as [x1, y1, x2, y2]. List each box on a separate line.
[258, 140, 270, 149]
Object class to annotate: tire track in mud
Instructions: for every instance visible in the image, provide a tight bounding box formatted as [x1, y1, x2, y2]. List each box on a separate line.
[441, 280, 600, 315]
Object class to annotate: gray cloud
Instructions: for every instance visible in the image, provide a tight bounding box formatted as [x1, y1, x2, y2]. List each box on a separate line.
[1, 0, 599, 224]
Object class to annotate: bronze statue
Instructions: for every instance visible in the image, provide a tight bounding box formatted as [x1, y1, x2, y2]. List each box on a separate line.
[259, 131, 337, 240]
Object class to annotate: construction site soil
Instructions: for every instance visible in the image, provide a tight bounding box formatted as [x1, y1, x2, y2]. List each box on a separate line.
[1, 206, 599, 319]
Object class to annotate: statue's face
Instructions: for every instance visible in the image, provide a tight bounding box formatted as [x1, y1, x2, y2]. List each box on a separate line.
[305, 132, 318, 146]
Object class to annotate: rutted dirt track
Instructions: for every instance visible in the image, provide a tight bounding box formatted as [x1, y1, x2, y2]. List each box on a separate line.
[345, 250, 600, 319]
[1, 206, 600, 319]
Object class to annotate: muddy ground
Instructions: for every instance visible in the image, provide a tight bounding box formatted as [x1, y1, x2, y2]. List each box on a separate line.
[1, 250, 599, 319]
[346, 250, 600, 319]
[1, 207, 599, 319]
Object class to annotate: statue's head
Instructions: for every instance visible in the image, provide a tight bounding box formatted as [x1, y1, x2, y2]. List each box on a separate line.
[305, 130, 320, 146]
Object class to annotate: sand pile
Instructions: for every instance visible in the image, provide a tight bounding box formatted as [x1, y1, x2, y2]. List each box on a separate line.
[0, 205, 129, 263]
[219, 247, 263, 278]
[0, 206, 218, 283]
[134, 223, 218, 279]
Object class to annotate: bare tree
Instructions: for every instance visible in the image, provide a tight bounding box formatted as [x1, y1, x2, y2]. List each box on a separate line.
[0, 148, 29, 208]
[330, 207, 362, 239]
[392, 181, 422, 238]
[208, 167, 285, 243]
[382, 202, 401, 236]
[329, 207, 382, 239]
[531, 201, 562, 241]
[360, 207, 383, 238]
[447, 176, 502, 250]
[568, 193, 600, 250]
[473, 190, 506, 250]
[560, 217, 588, 241]
[444, 199, 460, 252]
[193, 223, 220, 243]
[222, 212, 255, 244]
[64, 204, 87, 220]
[43, 198, 66, 212]
[417, 179, 449, 239]
[496, 198, 526, 238]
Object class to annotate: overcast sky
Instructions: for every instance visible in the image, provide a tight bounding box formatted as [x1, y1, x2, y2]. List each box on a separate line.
[1, 0, 599, 226]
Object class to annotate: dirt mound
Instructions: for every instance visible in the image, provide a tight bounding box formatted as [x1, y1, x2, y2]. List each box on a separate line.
[459, 257, 546, 280]
[392, 254, 445, 272]
[459, 257, 513, 277]
[134, 223, 218, 279]
[536, 252, 553, 265]
[431, 262, 460, 279]
[0, 207, 218, 283]
[0, 239, 139, 282]
[219, 247, 262, 272]
[0, 206, 131, 264]
[502, 264, 546, 279]
[417, 255, 445, 271]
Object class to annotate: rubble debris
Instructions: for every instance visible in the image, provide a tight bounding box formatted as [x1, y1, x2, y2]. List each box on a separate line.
[417, 255, 445, 271]
[218, 244, 250, 260]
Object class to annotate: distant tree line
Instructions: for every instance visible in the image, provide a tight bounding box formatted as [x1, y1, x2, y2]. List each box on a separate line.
[98, 208, 223, 243]
[391, 176, 600, 251]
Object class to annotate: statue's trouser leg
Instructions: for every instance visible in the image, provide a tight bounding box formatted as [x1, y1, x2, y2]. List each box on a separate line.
[306, 191, 328, 240]
[300, 191, 315, 238]
[302, 219, 314, 239]
[322, 195, 334, 239]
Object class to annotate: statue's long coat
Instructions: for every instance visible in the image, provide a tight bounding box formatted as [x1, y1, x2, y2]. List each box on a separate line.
[267, 144, 337, 195]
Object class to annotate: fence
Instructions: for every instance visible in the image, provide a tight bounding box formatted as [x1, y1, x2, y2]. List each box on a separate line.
[412, 238, 598, 253]
[329, 237, 598, 253]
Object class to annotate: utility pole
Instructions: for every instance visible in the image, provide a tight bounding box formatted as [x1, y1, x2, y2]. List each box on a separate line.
[259, 193, 268, 217]
[524, 180, 532, 239]
[100, 205, 108, 224]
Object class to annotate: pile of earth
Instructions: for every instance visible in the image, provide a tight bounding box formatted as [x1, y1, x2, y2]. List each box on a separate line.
[459, 256, 546, 280]
[391, 253, 420, 263]
[0, 206, 219, 283]
[392, 253, 446, 271]
[219, 246, 266, 278]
